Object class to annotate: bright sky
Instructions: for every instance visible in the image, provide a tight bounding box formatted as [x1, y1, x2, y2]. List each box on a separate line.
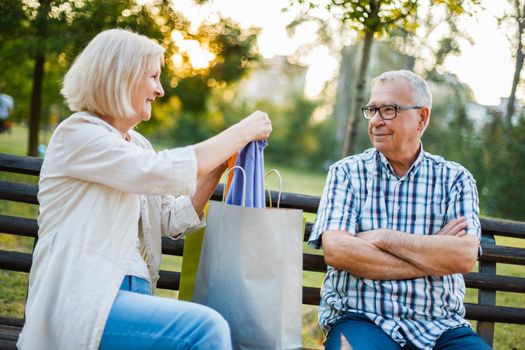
[173, 0, 517, 106]
[442, 1, 515, 106]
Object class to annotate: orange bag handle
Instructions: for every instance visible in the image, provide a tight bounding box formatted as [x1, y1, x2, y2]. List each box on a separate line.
[224, 153, 238, 196]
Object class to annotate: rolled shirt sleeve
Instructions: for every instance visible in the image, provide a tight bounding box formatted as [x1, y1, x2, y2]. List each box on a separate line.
[309, 162, 359, 249]
[446, 168, 482, 256]
[446, 169, 481, 238]
[161, 195, 206, 239]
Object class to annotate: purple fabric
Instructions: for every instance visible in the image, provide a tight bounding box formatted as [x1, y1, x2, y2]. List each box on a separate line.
[225, 140, 267, 208]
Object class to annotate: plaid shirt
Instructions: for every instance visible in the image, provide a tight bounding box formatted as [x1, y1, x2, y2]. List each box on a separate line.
[309, 146, 481, 350]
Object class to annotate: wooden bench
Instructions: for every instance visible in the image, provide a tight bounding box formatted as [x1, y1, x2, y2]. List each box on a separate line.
[1, 152, 525, 349]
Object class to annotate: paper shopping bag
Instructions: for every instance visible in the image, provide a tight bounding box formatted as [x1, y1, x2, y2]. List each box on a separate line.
[192, 200, 303, 350]
[179, 146, 236, 301]
[178, 225, 205, 301]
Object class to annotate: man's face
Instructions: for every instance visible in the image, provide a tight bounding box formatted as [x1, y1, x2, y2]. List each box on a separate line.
[367, 79, 423, 161]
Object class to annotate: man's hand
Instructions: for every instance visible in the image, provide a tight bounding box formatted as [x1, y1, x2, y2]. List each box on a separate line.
[437, 217, 468, 237]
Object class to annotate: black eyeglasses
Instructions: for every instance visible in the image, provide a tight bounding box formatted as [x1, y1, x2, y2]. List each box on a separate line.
[361, 105, 422, 120]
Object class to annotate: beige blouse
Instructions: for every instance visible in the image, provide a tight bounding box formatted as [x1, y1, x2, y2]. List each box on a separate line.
[18, 112, 204, 350]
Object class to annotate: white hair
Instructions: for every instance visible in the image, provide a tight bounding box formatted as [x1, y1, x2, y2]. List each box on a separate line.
[61, 28, 165, 119]
[371, 70, 433, 109]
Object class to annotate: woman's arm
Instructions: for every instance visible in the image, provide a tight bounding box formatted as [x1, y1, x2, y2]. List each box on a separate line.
[190, 162, 227, 216]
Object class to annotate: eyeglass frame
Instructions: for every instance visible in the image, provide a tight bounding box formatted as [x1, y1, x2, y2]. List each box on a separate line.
[361, 104, 423, 120]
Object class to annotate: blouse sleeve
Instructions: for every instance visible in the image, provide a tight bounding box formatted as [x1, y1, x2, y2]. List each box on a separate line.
[160, 195, 206, 239]
[56, 115, 197, 197]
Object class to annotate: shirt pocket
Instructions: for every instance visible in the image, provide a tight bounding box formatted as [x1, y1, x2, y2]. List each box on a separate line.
[358, 189, 388, 232]
[412, 205, 447, 235]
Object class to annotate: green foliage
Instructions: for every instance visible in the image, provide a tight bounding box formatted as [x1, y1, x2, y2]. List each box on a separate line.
[478, 113, 525, 221]
[294, 0, 480, 38]
[327, 0, 419, 35]
[191, 87, 337, 171]
[0, 0, 259, 154]
[419, 72, 525, 222]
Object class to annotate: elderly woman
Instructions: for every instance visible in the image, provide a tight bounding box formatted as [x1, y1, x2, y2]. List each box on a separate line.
[17, 29, 272, 350]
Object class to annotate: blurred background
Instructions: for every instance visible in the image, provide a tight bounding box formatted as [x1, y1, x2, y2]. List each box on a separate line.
[0, 1, 524, 347]
[1, 0, 524, 220]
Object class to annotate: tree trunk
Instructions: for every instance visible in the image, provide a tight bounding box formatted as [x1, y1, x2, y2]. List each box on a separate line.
[28, 54, 45, 156]
[505, 0, 525, 129]
[341, 29, 375, 158]
[334, 45, 355, 150]
[27, 0, 50, 157]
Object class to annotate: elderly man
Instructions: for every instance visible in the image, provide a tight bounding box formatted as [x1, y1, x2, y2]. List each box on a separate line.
[309, 70, 491, 350]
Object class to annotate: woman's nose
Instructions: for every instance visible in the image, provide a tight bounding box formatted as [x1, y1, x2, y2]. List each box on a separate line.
[155, 82, 164, 97]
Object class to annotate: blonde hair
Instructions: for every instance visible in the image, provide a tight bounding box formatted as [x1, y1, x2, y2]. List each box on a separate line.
[61, 28, 165, 119]
[371, 70, 433, 109]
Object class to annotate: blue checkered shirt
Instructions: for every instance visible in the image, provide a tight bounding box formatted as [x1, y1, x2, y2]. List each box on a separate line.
[309, 146, 481, 350]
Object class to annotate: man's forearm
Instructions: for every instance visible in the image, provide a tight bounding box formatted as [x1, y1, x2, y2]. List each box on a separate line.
[323, 230, 428, 280]
[366, 229, 479, 275]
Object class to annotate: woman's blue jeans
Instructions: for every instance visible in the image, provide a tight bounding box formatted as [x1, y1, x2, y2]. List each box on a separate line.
[99, 276, 232, 350]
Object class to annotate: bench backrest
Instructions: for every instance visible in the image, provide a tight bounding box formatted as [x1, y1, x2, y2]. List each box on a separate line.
[1, 152, 525, 347]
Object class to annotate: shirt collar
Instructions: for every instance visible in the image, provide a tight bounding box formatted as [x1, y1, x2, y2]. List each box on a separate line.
[376, 143, 425, 180]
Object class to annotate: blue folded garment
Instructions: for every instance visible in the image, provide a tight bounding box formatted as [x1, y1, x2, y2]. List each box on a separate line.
[225, 140, 267, 208]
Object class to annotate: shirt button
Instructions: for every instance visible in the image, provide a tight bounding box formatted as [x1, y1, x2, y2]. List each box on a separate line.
[394, 205, 400, 211]
[393, 295, 398, 301]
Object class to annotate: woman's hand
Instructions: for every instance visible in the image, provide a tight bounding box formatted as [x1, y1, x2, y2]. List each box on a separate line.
[193, 110, 271, 178]
[234, 111, 272, 142]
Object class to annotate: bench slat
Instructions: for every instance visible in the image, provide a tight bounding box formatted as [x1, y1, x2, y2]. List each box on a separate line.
[0, 250, 31, 273]
[157, 270, 180, 290]
[161, 237, 185, 256]
[481, 245, 525, 265]
[465, 303, 525, 324]
[480, 217, 525, 239]
[0, 325, 20, 350]
[0, 153, 42, 176]
[464, 272, 525, 293]
[303, 253, 326, 273]
[303, 286, 320, 305]
[0, 215, 37, 238]
[0, 318, 23, 328]
[0, 181, 38, 205]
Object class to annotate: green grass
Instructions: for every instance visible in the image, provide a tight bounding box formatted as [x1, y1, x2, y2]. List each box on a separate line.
[1, 124, 525, 349]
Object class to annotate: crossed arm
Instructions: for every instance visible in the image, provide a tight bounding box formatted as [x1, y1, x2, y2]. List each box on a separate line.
[322, 217, 479, 280]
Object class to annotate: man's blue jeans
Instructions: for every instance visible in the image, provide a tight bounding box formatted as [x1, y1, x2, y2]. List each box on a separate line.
[99, 276, 232, 350]
[324, 313, 492, 350]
